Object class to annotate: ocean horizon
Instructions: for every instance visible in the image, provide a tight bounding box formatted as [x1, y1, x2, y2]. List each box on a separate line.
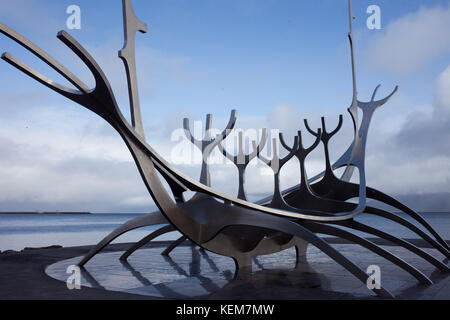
[0, 213, 175, 251]
[0, 212, 449, 252]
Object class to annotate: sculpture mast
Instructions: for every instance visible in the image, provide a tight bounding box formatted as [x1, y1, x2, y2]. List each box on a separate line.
[341, 0, 359, 182]
[119, 0, 147, 138]
[347, 0, 358, 132]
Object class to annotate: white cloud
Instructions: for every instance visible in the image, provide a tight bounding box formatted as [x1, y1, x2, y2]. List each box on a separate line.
[1, 89, 450, 212]
[367, 5, 450, 74]
[435, 65, 450, 114]
[364, 65, 450, 197]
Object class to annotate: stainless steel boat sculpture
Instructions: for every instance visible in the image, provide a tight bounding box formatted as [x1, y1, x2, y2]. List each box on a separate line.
[1, 0, 449, 298]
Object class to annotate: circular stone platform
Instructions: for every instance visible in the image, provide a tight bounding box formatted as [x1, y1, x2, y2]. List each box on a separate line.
[45, 242, 450, 299]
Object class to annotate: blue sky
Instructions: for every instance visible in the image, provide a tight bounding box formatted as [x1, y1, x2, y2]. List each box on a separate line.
[1, 0, 447, 118]
[1, 0, 450, 212]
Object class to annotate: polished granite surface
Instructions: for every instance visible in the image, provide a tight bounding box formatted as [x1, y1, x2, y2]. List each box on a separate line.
[45, 242, 450, 300]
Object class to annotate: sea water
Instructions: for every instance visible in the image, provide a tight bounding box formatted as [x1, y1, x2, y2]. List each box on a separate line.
[0, 213, 180, 251]
[0, 212, 448, 251]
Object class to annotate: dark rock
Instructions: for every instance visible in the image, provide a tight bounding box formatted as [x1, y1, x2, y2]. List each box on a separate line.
[22, 245, 63, 252]
[2, 250, 19, 255]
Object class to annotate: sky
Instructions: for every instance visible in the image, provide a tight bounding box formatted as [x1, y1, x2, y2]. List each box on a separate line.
[0, 0, 450, 213]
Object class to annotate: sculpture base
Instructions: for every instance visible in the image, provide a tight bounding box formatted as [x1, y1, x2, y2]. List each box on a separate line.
[45, 241, 450, 299]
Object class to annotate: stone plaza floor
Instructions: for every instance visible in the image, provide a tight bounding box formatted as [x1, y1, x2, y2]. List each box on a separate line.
[45, 240, 450, 300]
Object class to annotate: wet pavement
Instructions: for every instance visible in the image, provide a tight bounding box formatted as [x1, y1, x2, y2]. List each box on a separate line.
[44, 240, 450, 300]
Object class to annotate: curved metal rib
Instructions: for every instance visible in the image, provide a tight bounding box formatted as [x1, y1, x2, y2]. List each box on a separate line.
[55, 30, 122, 118]
[120, 224, 175, 261]
[286, 179, 449, 260]
[365, 206, 450, 259]
[78, 211, 167, 267]
[1, 53, 86, 103]
[333, 220, 450, 272]
[301, 221, 432, 285]
[210, 216, 394, 298]
[299, 167, 450, 257]
[366, 187, 450, 251]
[0, 22, 89, 93]
[162, 235, 188, 256]
[282, 128, 449, 258]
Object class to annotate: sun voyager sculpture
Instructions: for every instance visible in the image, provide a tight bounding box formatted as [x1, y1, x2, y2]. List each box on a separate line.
[1, 0, 449, 299]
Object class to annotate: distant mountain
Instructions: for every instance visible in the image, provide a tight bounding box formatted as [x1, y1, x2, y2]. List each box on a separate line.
[367, 193, 450, 213]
